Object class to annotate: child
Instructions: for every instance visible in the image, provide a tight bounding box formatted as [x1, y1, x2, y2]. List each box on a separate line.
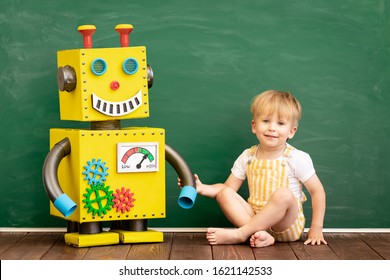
[181, 90, 327, 247]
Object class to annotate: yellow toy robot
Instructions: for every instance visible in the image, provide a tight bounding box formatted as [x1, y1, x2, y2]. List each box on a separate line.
[42, 24, 197, 247]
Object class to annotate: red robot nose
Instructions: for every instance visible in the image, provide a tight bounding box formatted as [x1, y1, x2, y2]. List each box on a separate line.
[110, 81, 120, 90]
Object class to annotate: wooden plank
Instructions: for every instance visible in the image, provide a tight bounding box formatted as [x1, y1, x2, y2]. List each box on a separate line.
[1, 231, 388, 260]
[289, 241, 339, 260]
[253, 242, 297, 260]
[83, 244, 131, 260]
[170, 232, 212, 260]
[126, 232, 173, 260]
[359, 233, 390, 260]
[42, 236, 89, 260]
[212, 244, 255, 260]
[325, 233, 382, 260]
[0, 232, 61, 260]
[0, 232, 27, 256]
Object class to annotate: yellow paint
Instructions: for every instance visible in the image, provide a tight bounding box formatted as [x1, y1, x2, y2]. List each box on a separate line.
[115, 24, 133, 30]
[77, 25, 96, 31]
[113, 229, 164, 243]
[65, 231, 119, 247]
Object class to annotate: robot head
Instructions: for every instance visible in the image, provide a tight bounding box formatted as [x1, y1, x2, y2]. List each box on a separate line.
[57, 24, 153, 121]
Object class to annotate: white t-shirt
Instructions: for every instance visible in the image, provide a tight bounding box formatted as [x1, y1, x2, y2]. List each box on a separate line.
[231, 144, 315, 202]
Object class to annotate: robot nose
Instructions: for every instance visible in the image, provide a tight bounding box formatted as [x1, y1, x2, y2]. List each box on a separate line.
[110, 81, 120, 90]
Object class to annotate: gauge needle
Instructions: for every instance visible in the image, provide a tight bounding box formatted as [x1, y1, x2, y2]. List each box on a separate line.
[136, 154, 148, 169]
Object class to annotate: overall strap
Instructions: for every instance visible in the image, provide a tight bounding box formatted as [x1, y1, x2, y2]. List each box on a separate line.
[281, 145, 295, 166]
[283, 145, 295, 157]
[248, 144, 295, 161]
[248, 145, 258, 157]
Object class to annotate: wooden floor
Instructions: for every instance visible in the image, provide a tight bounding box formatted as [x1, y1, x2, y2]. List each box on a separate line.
[0, 231, 389, 260]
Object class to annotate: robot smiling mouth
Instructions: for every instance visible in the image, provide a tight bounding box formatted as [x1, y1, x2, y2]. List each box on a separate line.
[92, 90, 143, 117]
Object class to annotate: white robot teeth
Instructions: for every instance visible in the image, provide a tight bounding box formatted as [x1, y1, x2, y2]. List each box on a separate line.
[91, 90, 142, 117]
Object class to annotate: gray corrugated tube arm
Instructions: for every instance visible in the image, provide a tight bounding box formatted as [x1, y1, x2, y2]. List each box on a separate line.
[165, 144, 197, 209]
[42, 137, 76, 217]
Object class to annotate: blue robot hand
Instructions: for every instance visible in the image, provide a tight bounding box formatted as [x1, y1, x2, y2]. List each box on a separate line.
[178, 185, 197, 209]
[54, 194, 77, 217]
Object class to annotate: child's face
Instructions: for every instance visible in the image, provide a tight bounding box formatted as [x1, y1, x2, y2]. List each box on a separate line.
[252, 113, 297, 149]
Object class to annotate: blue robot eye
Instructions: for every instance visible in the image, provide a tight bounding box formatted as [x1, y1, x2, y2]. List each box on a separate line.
[123, 58, 138, 75]
[91, 58, 107, 75]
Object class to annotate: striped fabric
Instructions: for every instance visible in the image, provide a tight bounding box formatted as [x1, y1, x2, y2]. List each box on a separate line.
[246, 145, 305, 242]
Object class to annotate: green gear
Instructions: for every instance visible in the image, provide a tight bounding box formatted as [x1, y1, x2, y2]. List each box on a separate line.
[82, 182, 114, 216]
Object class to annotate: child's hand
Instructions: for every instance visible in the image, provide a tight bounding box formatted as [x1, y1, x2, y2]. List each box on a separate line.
[193, 174, 202, 188]
[177, 177, 183, 189]
[304, 225, 327, 245]
[177, 174, 203, 194]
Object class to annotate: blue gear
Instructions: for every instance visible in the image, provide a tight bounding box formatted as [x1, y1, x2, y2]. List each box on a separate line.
[82, 158, 109, 185]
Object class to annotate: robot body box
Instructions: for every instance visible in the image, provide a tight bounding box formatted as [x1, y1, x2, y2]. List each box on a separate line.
[49, 127, 166, 224]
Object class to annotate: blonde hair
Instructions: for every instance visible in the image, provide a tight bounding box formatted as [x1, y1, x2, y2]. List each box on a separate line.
[250, 90, 302, 126]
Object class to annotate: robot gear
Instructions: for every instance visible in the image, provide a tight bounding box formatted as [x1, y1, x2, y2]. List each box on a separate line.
[82, 182, 114, 217]
[82, 158, 109, 185]
[112, 187, 136, 213]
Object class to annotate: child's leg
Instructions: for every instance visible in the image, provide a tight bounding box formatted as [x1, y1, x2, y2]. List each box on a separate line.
[215, 186, 254, 227]
[206, 187, 254, 245]
[206, 188, 298, 245]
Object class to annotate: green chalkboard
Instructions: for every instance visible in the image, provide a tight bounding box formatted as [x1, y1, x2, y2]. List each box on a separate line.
[0, 0, 389, 229]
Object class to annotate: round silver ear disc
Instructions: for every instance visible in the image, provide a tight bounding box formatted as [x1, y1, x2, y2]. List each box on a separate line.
[57, 65, 76, 92]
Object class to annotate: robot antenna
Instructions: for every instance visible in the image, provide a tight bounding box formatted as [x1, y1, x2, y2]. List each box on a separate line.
[78, 25, 96, 48]
[115, 24, 133, 47]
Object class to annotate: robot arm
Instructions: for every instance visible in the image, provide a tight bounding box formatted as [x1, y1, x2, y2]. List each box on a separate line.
[42, 137, 77, 217]
[165, 144, 197, 209]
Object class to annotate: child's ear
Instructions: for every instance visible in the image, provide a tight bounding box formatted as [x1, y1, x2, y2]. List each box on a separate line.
[251, 120, 256, 133]
[288, 126, 298, 139]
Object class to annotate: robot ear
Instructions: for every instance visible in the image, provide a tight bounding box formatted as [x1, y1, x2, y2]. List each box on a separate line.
[57, 65, 76, 92]
[147, 64, 154, 89]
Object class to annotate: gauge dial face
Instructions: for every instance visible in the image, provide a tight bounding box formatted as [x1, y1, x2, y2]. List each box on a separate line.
[117, 142, 158, 173]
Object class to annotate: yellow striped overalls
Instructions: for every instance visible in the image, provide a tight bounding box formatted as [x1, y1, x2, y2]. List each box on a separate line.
[246, 145, 306, 242]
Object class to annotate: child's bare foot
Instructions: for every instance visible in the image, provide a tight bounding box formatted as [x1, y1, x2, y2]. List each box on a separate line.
[206, 227, 246, 245]
[249, 231, 275, 247]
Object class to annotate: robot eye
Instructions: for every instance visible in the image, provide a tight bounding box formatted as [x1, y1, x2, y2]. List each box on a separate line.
[122, 58, 138, 75]
[91, 58, 107, 75]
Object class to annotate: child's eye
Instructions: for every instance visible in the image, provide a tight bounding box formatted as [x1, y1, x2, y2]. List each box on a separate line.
[278, 121, 286, 126]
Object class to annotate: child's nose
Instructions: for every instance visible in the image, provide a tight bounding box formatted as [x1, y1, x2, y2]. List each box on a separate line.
[268, 123, 276, 130]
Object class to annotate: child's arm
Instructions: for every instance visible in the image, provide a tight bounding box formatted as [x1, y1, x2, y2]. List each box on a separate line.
[178, 173, 244, 198]
[196, 173, 244, 198]
[303, 174, 327, 245]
